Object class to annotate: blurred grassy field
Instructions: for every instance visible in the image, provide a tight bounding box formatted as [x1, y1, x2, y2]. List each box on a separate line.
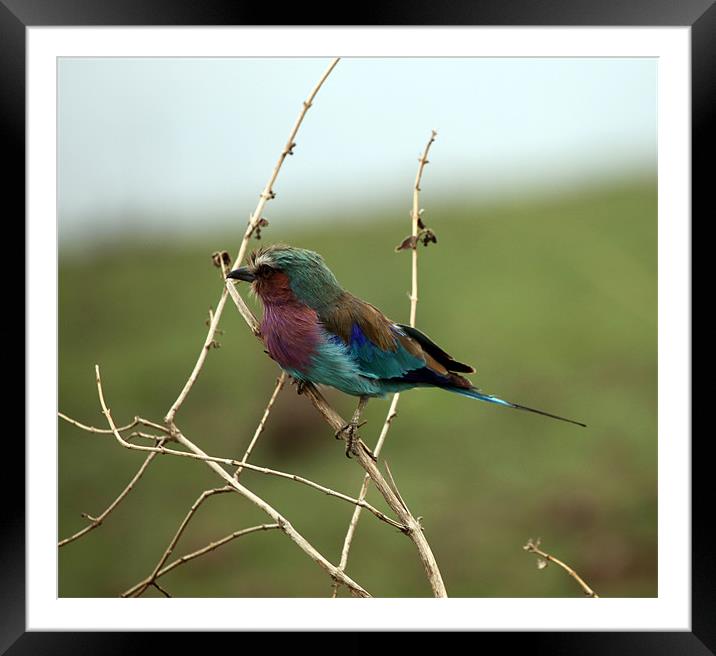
[59, 177, 657, 598]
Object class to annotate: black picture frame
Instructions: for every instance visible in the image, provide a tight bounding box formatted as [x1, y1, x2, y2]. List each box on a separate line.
[8, 0, 705, 650]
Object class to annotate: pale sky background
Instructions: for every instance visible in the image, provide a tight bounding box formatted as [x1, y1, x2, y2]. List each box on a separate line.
[58, 57, 657, 246]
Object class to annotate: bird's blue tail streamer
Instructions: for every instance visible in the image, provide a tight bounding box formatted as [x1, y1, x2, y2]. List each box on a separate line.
[447, 387, 586, 427]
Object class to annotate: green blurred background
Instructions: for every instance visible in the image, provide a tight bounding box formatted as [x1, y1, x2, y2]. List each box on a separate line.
[58, 57, 657, 597]
[59, 176, 657, 597]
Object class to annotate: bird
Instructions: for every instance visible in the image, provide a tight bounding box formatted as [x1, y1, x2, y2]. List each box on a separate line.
[226, 244, 585, 456]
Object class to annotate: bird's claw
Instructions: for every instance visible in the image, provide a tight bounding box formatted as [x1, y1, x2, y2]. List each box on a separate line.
[334, 421, 375, 460]
[290, 377, 307, 395]
[335, 422, 362, 457]
[334, 420, 366, 439]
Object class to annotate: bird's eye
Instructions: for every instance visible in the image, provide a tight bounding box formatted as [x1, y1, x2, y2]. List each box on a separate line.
[256, 264, 275, 278]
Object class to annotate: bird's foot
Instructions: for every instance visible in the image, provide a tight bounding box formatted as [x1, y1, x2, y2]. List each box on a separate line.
[334, 420, 368, 458]
[290, 377, 307, 395]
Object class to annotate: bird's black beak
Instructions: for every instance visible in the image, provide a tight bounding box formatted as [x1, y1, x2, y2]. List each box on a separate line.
[226, 267, 256, 283]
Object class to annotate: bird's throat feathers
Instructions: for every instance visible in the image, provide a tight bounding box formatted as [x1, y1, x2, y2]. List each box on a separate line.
[252, 270, 296, 305]
[253, 262, 337, 372]
[261, 300, 321, 371]
[253, 270, 320, 370]
[247, 245, 354, 373]
[252, 247, 344, 311]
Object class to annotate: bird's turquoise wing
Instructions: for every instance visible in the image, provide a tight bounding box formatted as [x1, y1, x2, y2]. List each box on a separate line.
[319, 292, 460, 381]
[338, 322, 426, 379]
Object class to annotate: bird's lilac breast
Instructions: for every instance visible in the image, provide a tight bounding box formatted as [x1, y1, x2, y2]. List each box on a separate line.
[261, 302, 321, 372]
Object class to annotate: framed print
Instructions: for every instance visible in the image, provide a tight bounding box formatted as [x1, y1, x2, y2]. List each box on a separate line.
[10, 0, 706, 650]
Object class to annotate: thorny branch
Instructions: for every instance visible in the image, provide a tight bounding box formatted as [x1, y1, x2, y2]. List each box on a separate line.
[523, 537, 600, 598]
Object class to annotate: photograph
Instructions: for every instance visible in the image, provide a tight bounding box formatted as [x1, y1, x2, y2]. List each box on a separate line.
[57, 55, 658, 600]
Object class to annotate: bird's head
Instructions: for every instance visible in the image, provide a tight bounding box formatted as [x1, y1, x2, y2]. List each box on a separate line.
[226, 244, 344, 308]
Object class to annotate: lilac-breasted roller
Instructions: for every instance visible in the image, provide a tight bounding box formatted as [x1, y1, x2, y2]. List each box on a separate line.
[227, 244, 585, 455]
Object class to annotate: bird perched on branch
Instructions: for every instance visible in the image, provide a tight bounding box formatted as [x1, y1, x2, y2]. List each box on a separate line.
[227, 244, 585, 456]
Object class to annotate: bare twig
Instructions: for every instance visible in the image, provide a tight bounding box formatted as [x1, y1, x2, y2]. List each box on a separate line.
[124, 524, 282, 597]
[523, 538, 599, 598]
[234, 373, 287, 479]
[164, 287, 230, 426]
[58, 438, 167, 548]
[171, 430, 371, 597]
[333, 131, 439, 596]
[124, 487, 232, 597]
[86, 373, 401, 531]
[95, 365, 370, 597]
[226, 281, 261, 336]
[127, 374, 288, 598]
[128, 375, 289, 597]
[59, 412, 169, 436]
[409, 129, 437, 326]
[331, 396, 400, 597]
[382, 461, 411, 515]
[151, 581, 172, 598]
[125, 431, 165, 443]
[58, 411, 171, 547]
[236, 462, 406, 531]
[165, 57, 340, 426]
[301, 383, 448, 598]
